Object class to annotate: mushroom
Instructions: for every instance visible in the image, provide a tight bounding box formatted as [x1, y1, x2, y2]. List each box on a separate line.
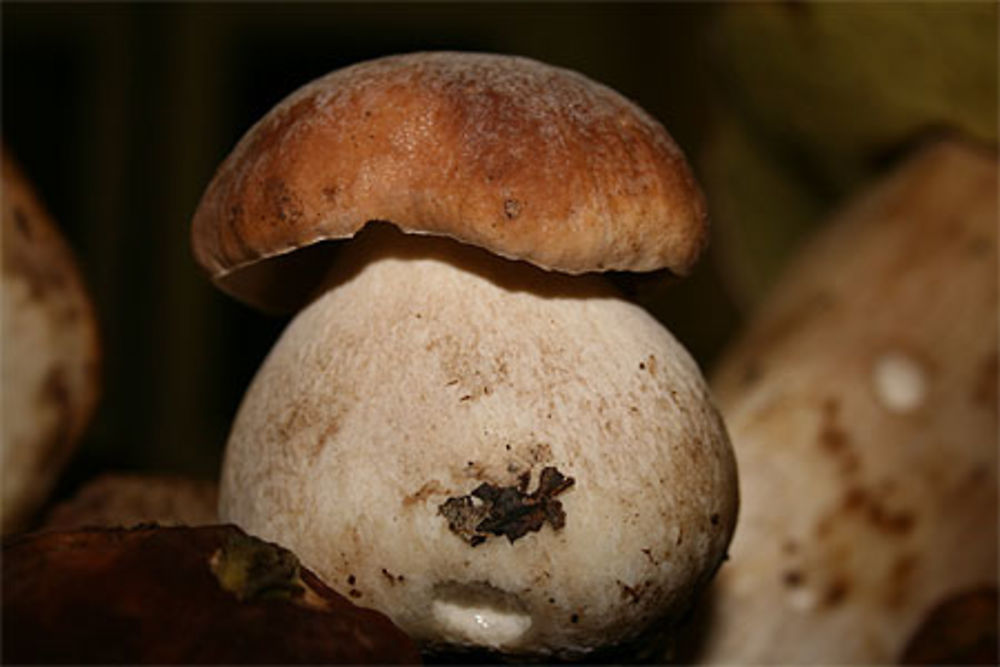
[191, 52, 737, 659]
[691, 139, 997, 663]
[3, 524, 421, 664]
[1, 148, 100, 534]
[43, 473, 218, 530]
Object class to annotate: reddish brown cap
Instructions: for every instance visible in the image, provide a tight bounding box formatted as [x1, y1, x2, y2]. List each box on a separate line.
[191, 52, 708, 312]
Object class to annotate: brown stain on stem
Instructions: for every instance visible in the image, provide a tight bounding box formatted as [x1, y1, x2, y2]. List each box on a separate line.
[972, 351, 998, 411]
[817, 398, 861, 476]
[402, 480, 448, 507]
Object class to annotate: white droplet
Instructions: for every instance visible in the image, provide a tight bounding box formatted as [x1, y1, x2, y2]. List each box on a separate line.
[787, 586, 819, 611]
[872, 351, 928, 413]
[432, 582, 532, 648]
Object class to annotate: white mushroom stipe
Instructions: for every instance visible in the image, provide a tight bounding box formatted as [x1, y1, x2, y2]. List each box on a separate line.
[219, 225, 736, 657]
[700, 141, 998, 665]
[432, 582, 532, 648]
[2, 153, 100, 534]
[872, 351, 928, 413]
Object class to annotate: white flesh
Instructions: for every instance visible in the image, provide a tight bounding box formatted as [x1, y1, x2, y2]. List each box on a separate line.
[220, 225, 736, 657]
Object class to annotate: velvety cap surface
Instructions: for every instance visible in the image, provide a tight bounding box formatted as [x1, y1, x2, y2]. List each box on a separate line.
[191, 52, 707, 310]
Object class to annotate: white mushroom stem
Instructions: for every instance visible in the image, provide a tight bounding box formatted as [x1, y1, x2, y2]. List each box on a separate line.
[695, 140, 998, 663]
[1, 155, 100, 534]
[219, 224, 736, 658]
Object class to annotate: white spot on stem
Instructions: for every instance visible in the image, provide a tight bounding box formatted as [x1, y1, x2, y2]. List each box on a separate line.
[432, 582, 532, 647]
[787, 586, 819, 611]
[872, 351, 928, 413]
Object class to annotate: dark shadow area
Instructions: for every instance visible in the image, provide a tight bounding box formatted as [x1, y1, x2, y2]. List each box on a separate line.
[219, 221, 623, 316]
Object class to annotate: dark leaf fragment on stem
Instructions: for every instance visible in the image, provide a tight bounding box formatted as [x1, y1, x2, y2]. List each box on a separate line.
[439, 466, 575, 546]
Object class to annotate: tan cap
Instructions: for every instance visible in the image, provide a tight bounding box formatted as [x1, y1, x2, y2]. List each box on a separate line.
[191, 51, 708, 312]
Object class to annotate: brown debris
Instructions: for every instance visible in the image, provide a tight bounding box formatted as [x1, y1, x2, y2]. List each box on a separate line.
[972, 351, 998, 410]
[381, 568, 405, 586]
[1, 525, 421, 664]
[782, 570, 804, 587]
[841, 485, 915, 536]
[618, 580, 644, 604]
[822, 576, 850, 608]
[817, 398, 862, 476]
[438, 466, 575, 546]
[209, 531, 304, 602]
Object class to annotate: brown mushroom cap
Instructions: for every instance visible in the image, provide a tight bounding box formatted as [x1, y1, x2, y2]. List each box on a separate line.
[1, 148, 101, 534]
[191, 51, 708, 312]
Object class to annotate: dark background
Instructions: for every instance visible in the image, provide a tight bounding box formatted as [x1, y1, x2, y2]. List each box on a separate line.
[3, 3, 740, 490]
[5, 2, 995, 502]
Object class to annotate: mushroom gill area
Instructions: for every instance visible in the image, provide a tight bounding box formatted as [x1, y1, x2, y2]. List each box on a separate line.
[313, 222, 621, 306]
[214, 221, 679, 316]
[218, 221, 736, 658]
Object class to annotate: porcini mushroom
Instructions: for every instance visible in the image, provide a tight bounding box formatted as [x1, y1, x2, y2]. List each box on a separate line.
[43, 473, 218, 530]
[692, 139, 998, 663]
[192, 52, 737, 659]
[1, 148, 100, 534]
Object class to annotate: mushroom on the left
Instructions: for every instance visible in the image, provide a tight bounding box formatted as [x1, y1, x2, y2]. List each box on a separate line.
[1, 147, 101, 534]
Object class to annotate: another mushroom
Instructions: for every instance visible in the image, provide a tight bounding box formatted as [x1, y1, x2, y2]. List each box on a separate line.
[43, 473, 218, 530]
[692, 139, 997, 663]
[1, 148, 100, 534]
[192, 52, 737, 659]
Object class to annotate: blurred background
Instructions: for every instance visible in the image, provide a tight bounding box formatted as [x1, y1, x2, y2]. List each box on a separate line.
[3, 2, 996, 502]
